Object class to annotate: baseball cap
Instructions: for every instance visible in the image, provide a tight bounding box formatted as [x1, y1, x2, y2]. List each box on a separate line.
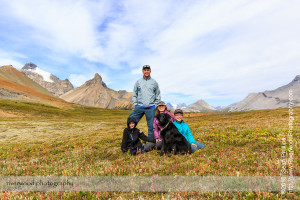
[157, 101, 166, 106]
[174, 109, 183, 115]
[142, 65, 151, 70]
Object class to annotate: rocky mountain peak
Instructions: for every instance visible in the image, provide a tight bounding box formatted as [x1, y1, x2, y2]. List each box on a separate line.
[94, 73, 102, 83]
[84, 73, 107, 88]
[0, 65, 14, 70]
[195, 99, 206, 104]
[184, 99, 216, 112]
[21, 62, 73, 96]
[60, 74, 133, 109]
[22, 62, 37, 70]
[292, 75, 300, 82]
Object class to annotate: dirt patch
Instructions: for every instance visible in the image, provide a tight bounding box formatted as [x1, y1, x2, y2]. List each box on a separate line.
[0, 109, 18, 117]
[0, 120, 108, 144]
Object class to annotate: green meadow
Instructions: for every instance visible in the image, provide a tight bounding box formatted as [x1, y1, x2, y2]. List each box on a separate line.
[0, 99, 299, 199]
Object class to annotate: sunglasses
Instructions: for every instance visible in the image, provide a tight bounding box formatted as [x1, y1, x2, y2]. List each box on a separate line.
[143, 65, 150, 69]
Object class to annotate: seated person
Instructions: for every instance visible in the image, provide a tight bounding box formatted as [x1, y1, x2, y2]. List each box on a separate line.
[121, 117, 155, 155]
[144, 101, 174, 151]
[173, 109, 205, 153]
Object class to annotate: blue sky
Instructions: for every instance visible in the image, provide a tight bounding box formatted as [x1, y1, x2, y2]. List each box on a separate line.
[0, 0, 299, 106]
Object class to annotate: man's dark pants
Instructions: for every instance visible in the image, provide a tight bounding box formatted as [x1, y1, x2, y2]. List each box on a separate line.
[129, 105, 156, 139]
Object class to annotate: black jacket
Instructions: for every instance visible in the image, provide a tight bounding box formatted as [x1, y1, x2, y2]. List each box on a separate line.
[121, 117, 155, 152]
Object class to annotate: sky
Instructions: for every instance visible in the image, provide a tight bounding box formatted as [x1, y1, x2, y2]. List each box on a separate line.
[0, 0, 299, 107]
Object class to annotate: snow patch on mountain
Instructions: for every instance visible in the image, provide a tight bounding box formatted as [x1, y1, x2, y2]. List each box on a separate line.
[171, 103, 177, 109]
[166, 102, 187, 110]
[27, 67, 53, 83]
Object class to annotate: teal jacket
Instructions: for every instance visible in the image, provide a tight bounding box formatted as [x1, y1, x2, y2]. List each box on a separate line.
[173, 120, 196, 144]
[132, 76, 161, 107]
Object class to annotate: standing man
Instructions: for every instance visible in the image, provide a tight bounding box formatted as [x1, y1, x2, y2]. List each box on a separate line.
[130, 65, 161, 139]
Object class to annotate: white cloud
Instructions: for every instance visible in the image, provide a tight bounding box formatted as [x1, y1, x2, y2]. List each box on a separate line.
[0, 58, 23, 69]
[69, 71, 111, 87]
[2, 0, 109, 61]
[0, 49, 26, 68]
[140, 0, 300, 102]
[1, 0, 300, 106]
[68, 74, 93, 87]
[108, 0, 300, 104]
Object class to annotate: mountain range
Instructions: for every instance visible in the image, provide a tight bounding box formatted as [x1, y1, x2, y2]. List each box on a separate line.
[228, 75, 300, 112]
[1, 63, 133, 110]
[165, 76, 300, 112]
[0, 65, 70, 108]
[21, 62, 74, 97]
[0, 62, 299, 112]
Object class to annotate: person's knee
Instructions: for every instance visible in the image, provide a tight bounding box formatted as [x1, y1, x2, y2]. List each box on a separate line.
[156, 141, 162, 149]
[144, 142, 155, 152]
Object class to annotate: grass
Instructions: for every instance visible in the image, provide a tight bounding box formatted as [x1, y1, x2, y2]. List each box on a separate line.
[0, 98, 299, 199]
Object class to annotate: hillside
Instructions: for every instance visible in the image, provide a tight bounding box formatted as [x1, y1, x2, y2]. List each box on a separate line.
[21, 62, 74, 97]
[0, 65, 53, 96]
[0, 98, 299, 199]
[229, 75, 300, 111]
[0, 65, 72, 108]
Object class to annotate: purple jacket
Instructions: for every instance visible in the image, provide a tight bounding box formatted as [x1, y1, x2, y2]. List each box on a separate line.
[153, 110, 175, 140]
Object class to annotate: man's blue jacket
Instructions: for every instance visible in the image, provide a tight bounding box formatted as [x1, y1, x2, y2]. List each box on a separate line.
[132, 76, 161, 107]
